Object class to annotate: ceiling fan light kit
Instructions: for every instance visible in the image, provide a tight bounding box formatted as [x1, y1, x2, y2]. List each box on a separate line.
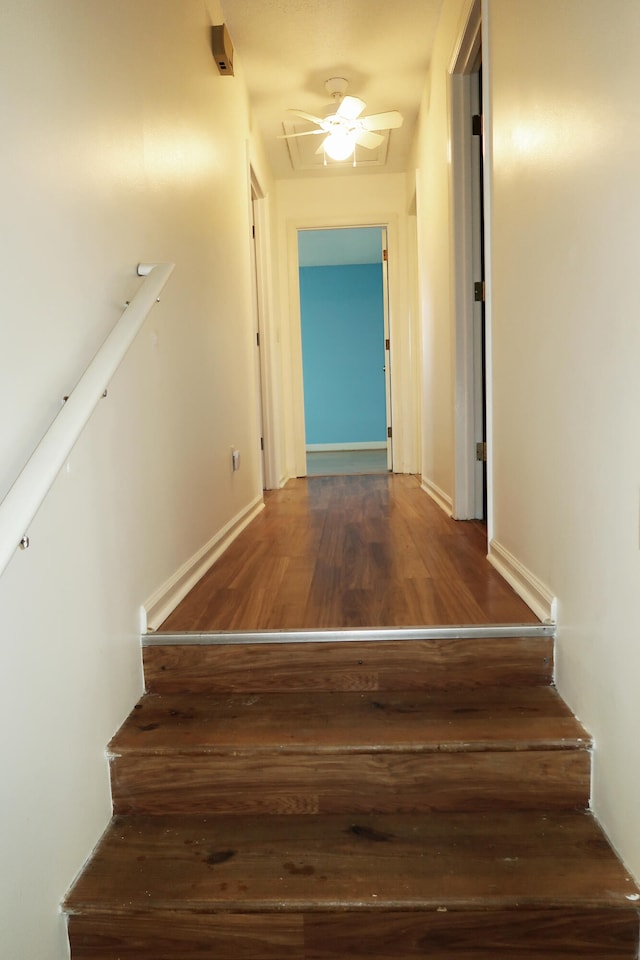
[323, 131, 357, 162]
[281, 77, 403, 165]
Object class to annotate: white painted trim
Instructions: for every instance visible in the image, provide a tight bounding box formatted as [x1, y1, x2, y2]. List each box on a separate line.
[286, 213, 415, 477]
[482, 0, 496, 546]
[420, 477, 454, 517]
[306, 442, 387, 452]
[448, 0, 483, 521]
[488, 539, 558, 625]
[144, 496, 264, 631]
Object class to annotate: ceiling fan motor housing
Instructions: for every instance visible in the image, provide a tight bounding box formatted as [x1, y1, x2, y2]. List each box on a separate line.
[325, 77, 349, 100]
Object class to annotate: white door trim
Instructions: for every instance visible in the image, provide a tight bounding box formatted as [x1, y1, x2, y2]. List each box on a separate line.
[447, 0, 485, 520]
[286, 214, 413, 478]
[249, 167, 280, 490]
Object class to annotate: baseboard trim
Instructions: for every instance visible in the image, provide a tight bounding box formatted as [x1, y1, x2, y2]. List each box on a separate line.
[306, 442, 387, 452]
[488, 539, 557, 624]
[143, 496, 264, 632]
[420, 477, 454, 517]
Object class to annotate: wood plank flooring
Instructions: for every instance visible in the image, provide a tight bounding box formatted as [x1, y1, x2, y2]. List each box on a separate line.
[159, 475, 537, 632]
[143, 637, 554, 693]
[66, 636, 640, 958]
[66, 812, 639, 957]
[66, 811, 638, 914]
[108, 684, 591, 816]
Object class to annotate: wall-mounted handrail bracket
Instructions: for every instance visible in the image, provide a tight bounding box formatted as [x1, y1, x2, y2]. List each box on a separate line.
[0, 261, 175, 578]
[137, 263, 156, 277]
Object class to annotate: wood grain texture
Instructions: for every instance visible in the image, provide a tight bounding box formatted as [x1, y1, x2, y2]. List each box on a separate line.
[109, 686, 590, 814]
[65, 811, 638, 914]
[67, 912, 304, 959]
[67, 908, 637, 960]
[143, 637, 554, 694]
[111, 748, 590, 816]
[303, 909, 639, 957]
[157, 475, 538, 632]
[112, 687, 585, 753]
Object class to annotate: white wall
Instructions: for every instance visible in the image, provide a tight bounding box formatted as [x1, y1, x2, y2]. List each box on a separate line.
[275, 174, 418, 478]
[412, 0, 640, 881]
[486, 0, 640, 877]
[0, 2, 270, 956]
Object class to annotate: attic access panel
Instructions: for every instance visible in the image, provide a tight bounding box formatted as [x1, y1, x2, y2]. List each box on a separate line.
[282, 119, 390, 171]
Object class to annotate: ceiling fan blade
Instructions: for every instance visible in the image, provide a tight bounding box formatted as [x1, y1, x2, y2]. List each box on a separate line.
[360, 111, 403, 131]
[336, 95, 366, 120]
[286, 108, 325, 126]
[354, 130, 385, 150]
[278, 129, 326, 139]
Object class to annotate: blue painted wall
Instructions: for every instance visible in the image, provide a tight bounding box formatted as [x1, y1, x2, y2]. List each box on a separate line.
[299, 263, 386, 445]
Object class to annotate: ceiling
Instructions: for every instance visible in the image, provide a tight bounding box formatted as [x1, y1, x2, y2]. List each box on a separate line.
[219, 0, 443, 180]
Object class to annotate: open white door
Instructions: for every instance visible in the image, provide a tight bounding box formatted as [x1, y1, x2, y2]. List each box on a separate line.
[250, 188, 266, 489]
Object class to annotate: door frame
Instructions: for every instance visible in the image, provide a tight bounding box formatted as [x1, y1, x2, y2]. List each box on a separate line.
[380, 227, 393, 471]
[286, 215, 409, 478]
[448, 0, 487, 521]
[248, 164, 280, 490]
[296, 226, 392, 474]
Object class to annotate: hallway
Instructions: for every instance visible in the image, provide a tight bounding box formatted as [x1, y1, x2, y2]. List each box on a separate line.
[158, 475, 537, 632]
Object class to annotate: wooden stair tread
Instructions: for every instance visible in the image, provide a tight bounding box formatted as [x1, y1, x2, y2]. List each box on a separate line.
[66, 811, 638, 915]
[110, 687, 588, 755]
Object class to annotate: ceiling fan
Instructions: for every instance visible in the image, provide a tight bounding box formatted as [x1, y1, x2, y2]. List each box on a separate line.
[280, 77, 403, 162]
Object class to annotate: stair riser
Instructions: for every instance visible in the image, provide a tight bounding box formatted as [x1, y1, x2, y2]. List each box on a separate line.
[111, 749, 590, 815]
[67, 908, 639, 959]
[143, 638, 553, 694]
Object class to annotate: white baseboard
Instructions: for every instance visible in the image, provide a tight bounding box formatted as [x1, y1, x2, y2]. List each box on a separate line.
[488, 539, 557, 624]
[306, 442, 387, 452]
[143, 495, 264, 632]
[420, 477, 454, 517]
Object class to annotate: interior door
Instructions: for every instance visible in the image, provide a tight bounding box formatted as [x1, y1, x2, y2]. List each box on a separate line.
[250, 191, 266, 489]
[471, 66, 486, 518]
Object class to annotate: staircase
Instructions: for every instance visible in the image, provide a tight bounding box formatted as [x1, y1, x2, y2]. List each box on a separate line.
[65, 634, 640, 958]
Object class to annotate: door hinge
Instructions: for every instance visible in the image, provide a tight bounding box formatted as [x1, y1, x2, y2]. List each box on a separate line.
[252, 224, 255, 239]
[474, 281, 486, 302]
[387, 426, 392, 439]
[385, 338, 390, 351]
[256, 332, 260, 347]
[476, 441, 487, 462]
[260, 436, 264, 451]
[472, 114, 483, 136]
[383, 249, 388, 262]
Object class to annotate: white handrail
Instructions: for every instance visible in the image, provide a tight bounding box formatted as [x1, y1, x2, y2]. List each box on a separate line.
[0, 262, 175, 578]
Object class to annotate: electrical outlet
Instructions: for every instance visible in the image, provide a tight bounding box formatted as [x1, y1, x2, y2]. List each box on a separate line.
[232, 448, 240, 472]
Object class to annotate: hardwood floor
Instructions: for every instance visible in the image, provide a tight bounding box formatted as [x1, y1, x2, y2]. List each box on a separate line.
[159, 474, 537, 632]
[306, 449, 388, 475]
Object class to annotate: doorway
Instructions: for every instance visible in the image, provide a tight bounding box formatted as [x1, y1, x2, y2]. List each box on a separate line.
[449, 0, 487, 521]
[297, 226, 392, 476]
